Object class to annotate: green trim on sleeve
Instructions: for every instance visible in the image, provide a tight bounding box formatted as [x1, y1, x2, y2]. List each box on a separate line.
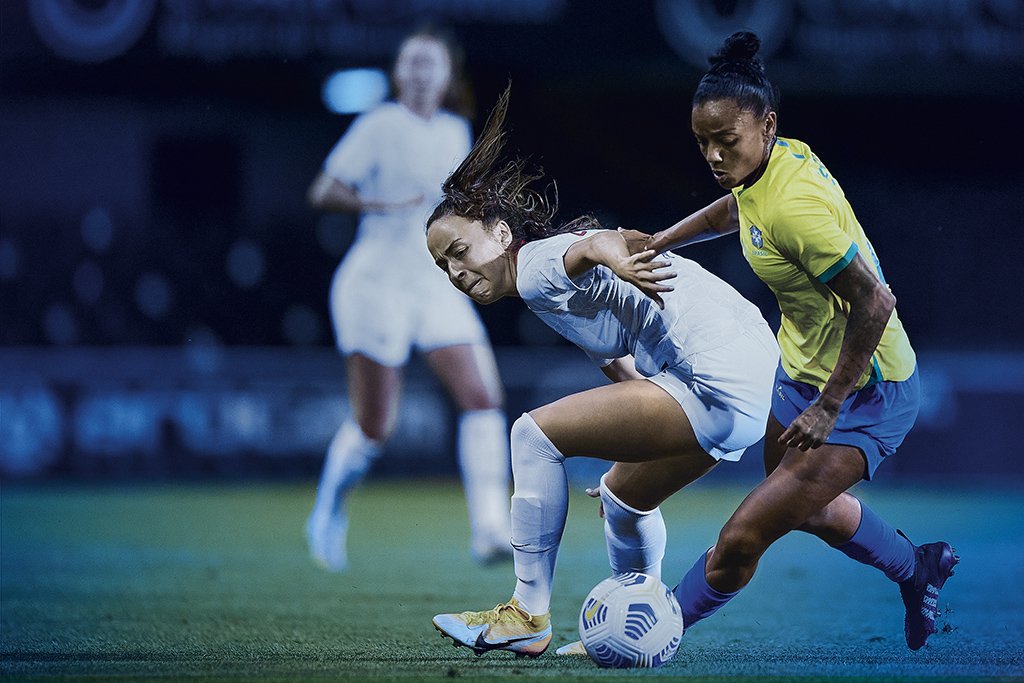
[864, 356, 884, 388]
[817, 242, 858, 283]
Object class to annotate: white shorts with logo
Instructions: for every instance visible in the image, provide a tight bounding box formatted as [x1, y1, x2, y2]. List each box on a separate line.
[330, 247, 488, 367]
[648, 321, 779, 461]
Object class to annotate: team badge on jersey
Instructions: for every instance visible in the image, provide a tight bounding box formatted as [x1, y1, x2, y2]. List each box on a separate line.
[749, 225, 764, 249]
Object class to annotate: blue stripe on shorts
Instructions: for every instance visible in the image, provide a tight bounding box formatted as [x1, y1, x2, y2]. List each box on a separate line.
[770, 363, 920, 480]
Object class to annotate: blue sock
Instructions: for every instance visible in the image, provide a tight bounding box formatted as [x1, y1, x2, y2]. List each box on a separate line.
[834, 503, 915, 583]
[673, 550, 739, 629]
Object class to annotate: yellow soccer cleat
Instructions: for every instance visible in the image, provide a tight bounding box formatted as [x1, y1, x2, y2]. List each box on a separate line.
[432, 598, 552, 657]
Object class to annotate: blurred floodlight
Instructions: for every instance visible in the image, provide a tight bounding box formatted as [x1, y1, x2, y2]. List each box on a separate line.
[0, 239, 19, 280]
[225, 239, 265, 289]
[321, 69, 389, 114]
[135, 272, 172, 319]
[0, 389, 63, 476]
[82, 205, 114, 253]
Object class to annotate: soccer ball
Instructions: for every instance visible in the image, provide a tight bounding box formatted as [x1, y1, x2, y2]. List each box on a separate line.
[578, 572, 684, 668]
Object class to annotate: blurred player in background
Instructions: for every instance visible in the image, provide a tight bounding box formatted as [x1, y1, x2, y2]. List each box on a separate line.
[426, 86, 780, 657]
[614, 31, 957, 651]
[305, 27, 511, 572]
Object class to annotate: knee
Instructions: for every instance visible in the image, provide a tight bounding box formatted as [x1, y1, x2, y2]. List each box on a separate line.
[458, 391, 503, 412]
[354, 414, 393, 442]
[713, 522, 768, 570]
[509, 413, 536, 450]
[510, 413, 563, 464]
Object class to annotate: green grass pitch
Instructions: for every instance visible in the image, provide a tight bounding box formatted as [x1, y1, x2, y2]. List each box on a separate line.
[2, 478, 1022, 681]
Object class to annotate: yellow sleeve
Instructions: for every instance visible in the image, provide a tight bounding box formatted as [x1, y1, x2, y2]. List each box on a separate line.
[768, 190, 857, 283]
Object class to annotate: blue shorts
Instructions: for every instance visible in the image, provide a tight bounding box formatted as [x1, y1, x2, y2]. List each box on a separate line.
[770, 364, 920, 480]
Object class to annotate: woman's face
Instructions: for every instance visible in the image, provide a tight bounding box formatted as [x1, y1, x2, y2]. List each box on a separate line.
[393, 36, 452, 109]
[691, 98, 776, 189]
[426, 215, 514, 304]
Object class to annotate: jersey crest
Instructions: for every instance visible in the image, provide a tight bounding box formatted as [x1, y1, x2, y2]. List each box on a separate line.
[749, 225, 764, 249]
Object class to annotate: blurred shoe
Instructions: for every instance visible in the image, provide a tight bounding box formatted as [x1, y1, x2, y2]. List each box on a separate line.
[472, 538, 514, 566]
[897, 532, 959, 650]
[554, 640, 587, 655]
[432, 598, 551, 657]
[306, 511, 348, 572]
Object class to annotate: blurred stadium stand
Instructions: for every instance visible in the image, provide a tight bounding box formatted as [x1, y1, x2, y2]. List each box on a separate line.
[1, 0, 1022, 481]
[2, 347, 1021, 484]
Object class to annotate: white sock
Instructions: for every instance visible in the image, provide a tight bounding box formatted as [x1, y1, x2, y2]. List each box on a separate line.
[457, 409, 512, 547]
[310, 418, 382, 521]
[600, 473, 666, 579]
[509, 413, 567, 616]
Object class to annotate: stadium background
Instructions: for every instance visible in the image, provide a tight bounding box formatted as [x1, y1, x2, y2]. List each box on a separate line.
[2, 0, 1022, 483]
[3, 2, 1024, 680]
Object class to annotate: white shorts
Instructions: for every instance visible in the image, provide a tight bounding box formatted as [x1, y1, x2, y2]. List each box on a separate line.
[648, 321, 779, 461]
[330, 248, 488, 367]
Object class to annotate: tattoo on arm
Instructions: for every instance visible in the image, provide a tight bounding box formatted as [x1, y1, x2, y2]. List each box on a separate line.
[818, 253, 896, 407]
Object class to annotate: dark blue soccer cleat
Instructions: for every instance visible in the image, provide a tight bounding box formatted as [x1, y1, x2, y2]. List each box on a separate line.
[897, 532, 959, 651]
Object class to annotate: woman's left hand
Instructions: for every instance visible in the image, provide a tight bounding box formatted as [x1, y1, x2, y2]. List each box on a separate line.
[778, 401, 839, 451]
[611, 250, 676, 309]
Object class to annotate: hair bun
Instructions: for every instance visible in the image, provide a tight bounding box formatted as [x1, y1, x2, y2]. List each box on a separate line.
[710, 31, 761, 66]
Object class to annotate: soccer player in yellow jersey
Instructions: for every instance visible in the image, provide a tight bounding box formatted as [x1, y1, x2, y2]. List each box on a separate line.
[618, 31, 957, 651]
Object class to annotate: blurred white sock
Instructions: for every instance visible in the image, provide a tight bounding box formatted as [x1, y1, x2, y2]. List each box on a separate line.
[457, 408, 512, 550]
[311, 418, 381, 521]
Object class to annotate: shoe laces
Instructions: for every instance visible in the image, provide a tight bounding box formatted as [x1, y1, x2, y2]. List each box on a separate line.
[463, 600, 532, 626]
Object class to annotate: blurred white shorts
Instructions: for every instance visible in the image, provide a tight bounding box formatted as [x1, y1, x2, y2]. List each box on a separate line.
[648, 321, 779, 461]
[330, 252, 488, 367]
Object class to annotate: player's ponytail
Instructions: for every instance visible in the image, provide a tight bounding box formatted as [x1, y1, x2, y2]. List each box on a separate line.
[429, 84, 599, 243]
[694, 31, 778, 118]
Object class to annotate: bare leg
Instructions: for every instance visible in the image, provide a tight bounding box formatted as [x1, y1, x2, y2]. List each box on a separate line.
[602, 457, 717, 513]
[707, 442, 866, 592]
[762, 416, 861, 543]
[677, 420, 936, 644]
[510, 379, 716, 614]
[763, 415, 916, 580]
[432, 378, 723, 658]
[424, 343, 503, 411]
[345, 353, 403, 440]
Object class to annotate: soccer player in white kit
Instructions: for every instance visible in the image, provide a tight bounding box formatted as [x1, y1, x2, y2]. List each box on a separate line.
[305, 28, 512, 571]
[426, 88, 779, 657]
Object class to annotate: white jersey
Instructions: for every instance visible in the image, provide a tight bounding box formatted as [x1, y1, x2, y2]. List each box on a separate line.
[516, 230, 768, 378]
[323, 101, 472, 267]
[323, 102, 486, 365]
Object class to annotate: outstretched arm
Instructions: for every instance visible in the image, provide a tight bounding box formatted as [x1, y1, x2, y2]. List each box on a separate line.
[646, 195, 740, 254]
[779, 253, 896, 451]
[563, 230, 676, 308]
[307, 172, 424, 214]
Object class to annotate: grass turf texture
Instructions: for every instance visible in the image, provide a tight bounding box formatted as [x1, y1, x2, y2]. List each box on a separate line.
[2, 480, 1022, 681]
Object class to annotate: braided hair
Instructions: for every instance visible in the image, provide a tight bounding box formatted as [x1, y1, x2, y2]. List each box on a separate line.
[693, 31, 779, 117]
[427, 85, 600, 243]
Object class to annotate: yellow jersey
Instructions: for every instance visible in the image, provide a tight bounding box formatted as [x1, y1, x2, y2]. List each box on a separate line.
[733, 137, 916, 390]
